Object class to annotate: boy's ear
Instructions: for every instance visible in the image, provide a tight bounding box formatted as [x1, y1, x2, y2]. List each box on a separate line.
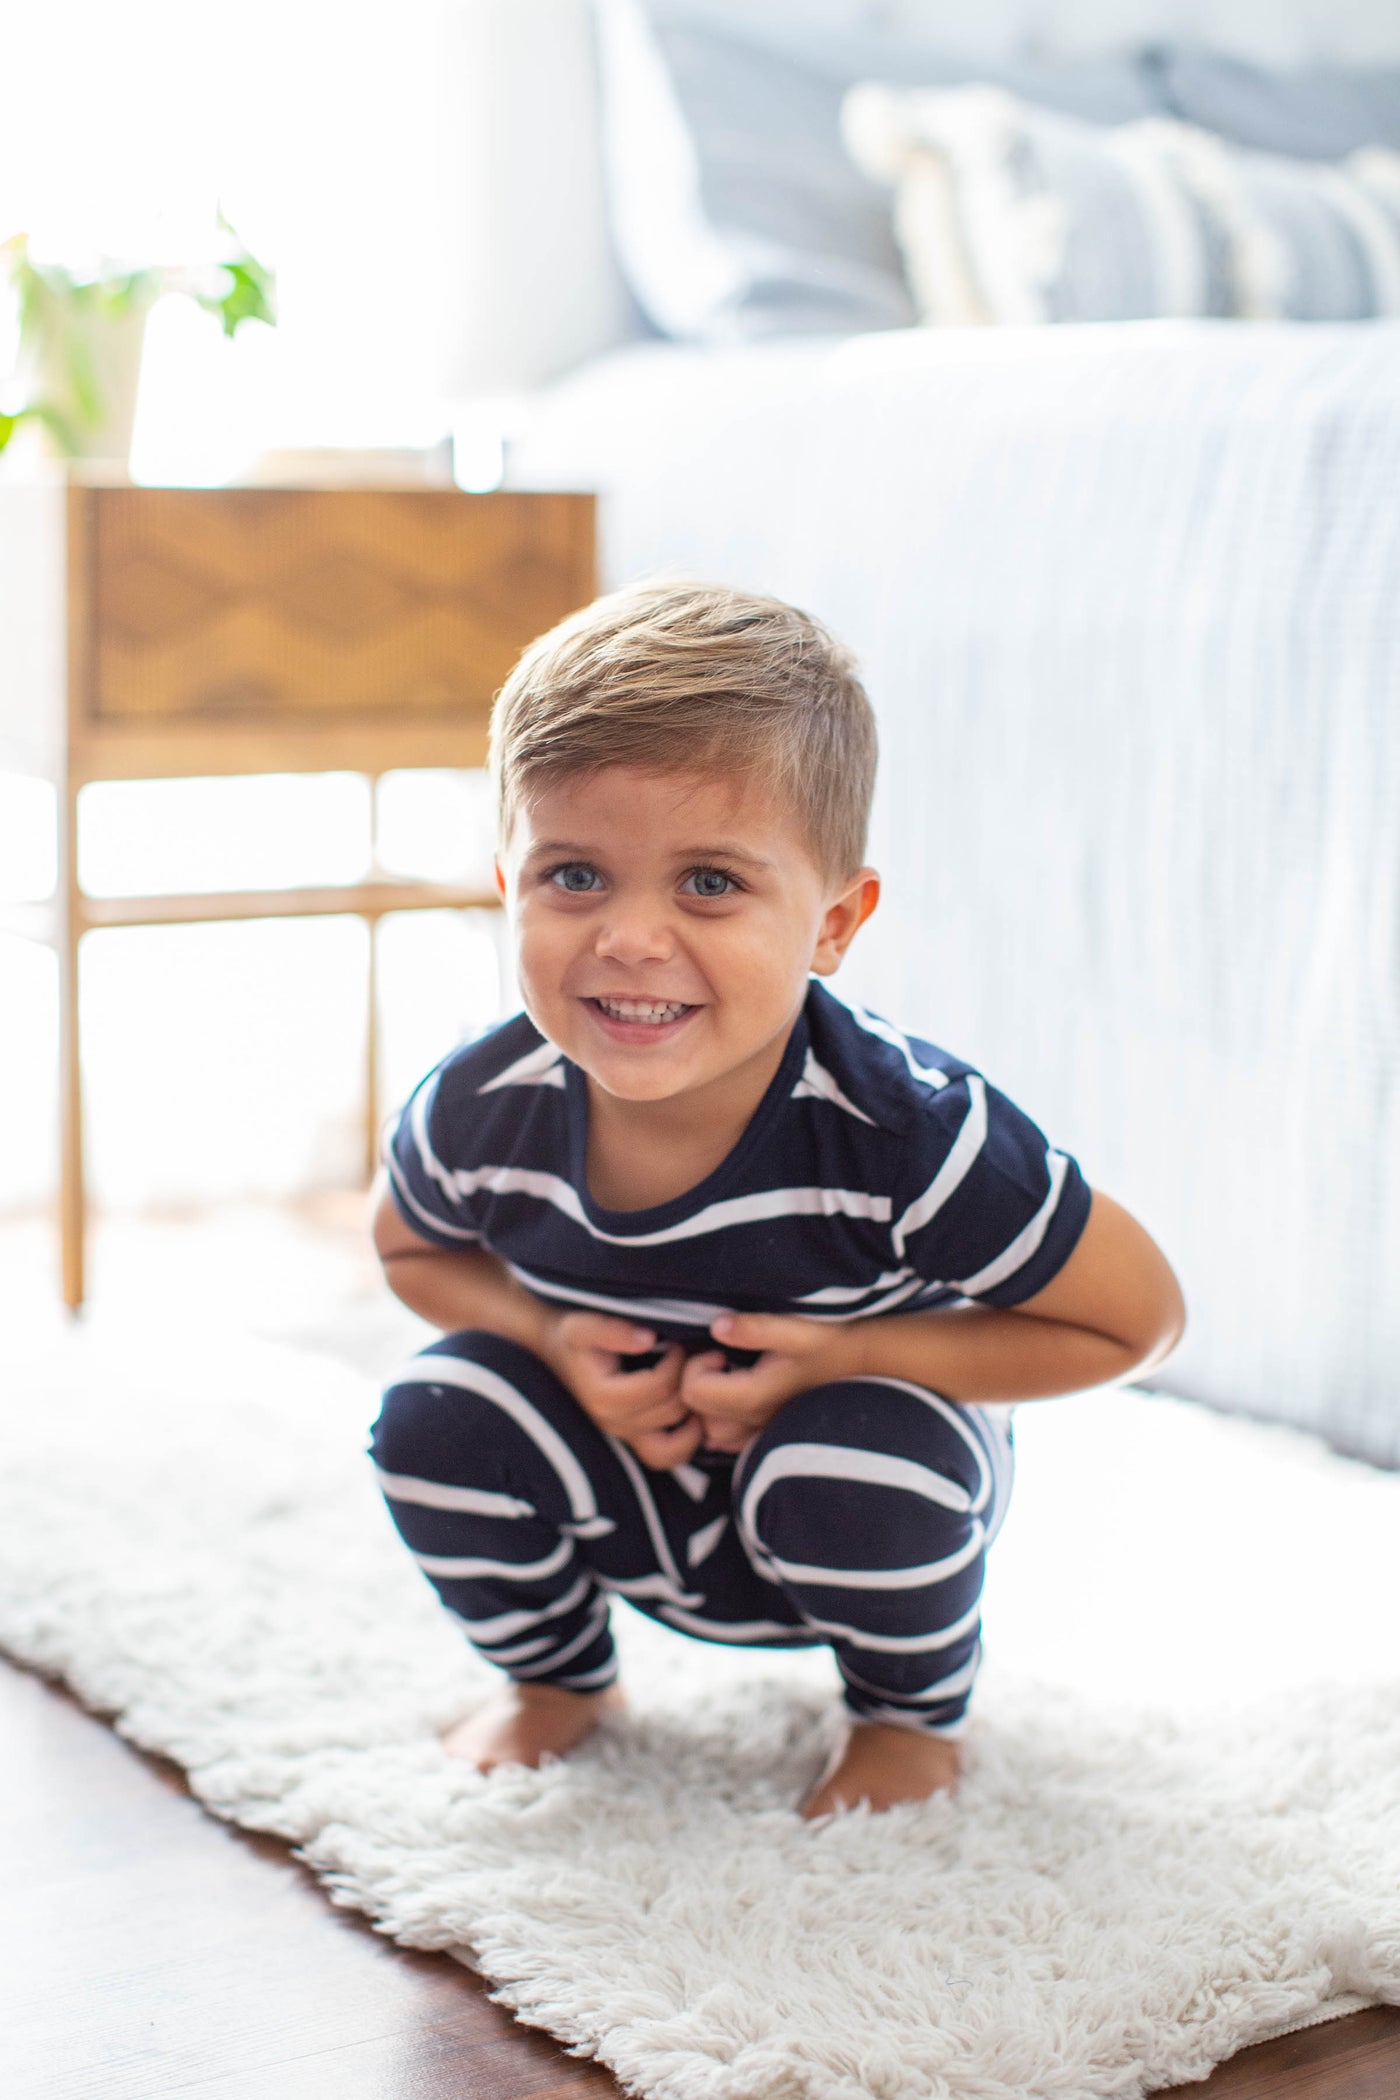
[812, 868, 880, 975]
[494, 858, 507, 902]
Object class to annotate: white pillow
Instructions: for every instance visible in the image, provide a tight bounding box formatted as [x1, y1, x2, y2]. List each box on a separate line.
[843, 82, 1400, 323]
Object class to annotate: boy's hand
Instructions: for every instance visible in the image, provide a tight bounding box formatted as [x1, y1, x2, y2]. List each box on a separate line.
[681, 1313, 859, 1454]
[538, 1310, 704, 1469]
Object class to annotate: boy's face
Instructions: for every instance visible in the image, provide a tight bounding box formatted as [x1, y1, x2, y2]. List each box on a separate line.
[495, 765, 879, 1110]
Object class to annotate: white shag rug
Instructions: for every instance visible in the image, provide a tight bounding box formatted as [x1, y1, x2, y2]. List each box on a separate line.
[2, 1323, 1398, 2100]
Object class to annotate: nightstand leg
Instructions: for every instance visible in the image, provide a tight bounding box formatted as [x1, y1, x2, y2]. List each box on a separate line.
[363, 772, 381, 1187]
[364, 912, 381, 1186]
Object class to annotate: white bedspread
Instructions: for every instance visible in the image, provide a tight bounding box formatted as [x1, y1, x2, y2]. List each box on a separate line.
[511, 321, 1400, 1466]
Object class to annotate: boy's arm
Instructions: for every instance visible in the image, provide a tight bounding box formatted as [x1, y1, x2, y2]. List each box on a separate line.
[371, 1166, 555, 1349]
[370, 1170, 704, 1467]
[843, 1187, 1185, 1400]
[684, 1190, 1185, 1445]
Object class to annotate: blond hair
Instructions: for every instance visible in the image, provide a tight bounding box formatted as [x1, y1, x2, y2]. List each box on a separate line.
[489, 577, 877, 881]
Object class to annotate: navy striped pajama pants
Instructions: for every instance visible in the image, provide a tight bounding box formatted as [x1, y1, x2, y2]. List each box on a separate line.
[370, 1329, 1014, 1735]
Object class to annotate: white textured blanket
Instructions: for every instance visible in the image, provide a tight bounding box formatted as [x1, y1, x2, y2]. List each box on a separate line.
[2, 1325, 1397, 2100]
[513, 320, 1400, 1468]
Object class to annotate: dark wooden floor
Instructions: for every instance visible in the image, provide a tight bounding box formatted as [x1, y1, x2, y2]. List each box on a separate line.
[2, 1659, 616, 2100]
[4, 1660, 1398, 2100]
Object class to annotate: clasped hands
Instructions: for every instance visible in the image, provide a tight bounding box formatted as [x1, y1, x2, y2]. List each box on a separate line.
[538, 1308, 858, 1469]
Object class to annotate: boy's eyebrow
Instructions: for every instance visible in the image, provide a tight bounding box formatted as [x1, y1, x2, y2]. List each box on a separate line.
[523, 838, 778, 869]
[672, 840, 778, 868]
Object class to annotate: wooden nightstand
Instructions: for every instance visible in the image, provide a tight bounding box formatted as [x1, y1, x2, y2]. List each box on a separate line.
[0, 471, 596, 1310]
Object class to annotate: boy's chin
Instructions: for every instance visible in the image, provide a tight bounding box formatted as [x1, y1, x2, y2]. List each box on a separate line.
[581, 1060, 699, 1103]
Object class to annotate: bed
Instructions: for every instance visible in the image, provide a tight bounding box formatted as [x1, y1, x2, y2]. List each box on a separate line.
[438, 0, 1400, 1466]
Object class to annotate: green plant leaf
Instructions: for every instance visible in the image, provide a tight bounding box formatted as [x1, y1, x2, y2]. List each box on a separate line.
[206, 206, 278, 335]
[194, 256, 276, 339]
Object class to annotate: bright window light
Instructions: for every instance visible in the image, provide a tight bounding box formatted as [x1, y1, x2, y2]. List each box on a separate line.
[375, 770, 497, 889]
[377, 909, 506, 1115]
[76, 774, 372, 898]
[80, 916, 371, 1207]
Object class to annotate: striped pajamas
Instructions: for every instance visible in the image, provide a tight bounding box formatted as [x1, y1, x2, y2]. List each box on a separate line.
[371, 1327, 1014, 1735]
[377, 982, 1088, 1736]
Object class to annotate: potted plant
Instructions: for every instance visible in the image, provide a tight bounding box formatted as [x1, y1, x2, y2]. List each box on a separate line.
[0, 208, 275, 468]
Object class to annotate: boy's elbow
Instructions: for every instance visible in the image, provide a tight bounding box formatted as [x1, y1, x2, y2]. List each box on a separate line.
[369, 1167, 440, 1273]
[1090, 1190, 1187, 1377]
[1023, 1190, 1186, 1380]
[1126, 1266, 1187, 1379]
[1163, 1270, 1188, 1354]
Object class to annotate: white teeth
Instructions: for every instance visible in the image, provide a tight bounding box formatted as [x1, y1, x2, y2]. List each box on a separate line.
[595, 997, 689, 1024]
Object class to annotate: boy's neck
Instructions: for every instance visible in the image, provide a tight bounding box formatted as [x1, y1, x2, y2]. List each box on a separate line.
[582, 1014, 799, 1213]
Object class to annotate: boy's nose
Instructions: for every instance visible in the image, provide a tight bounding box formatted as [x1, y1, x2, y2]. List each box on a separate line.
[593, 909, 674, 965]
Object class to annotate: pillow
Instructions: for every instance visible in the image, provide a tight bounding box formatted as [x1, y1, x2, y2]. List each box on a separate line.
[1155, 45, 1400, 161]
[595, 0, 1167, 343]
[842, 83, 1400, 325]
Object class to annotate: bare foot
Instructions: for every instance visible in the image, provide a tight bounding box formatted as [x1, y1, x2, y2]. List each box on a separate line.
[442, 1681, 624, 1771]
[800, 1720, 961, 1819]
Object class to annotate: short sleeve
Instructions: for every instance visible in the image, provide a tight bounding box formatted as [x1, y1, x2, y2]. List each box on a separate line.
[892, 1073, 1092, 1306]
[383, 1058, 484, 1251]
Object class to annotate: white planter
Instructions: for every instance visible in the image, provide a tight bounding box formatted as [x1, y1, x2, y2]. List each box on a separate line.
[22, 291, 157, 470]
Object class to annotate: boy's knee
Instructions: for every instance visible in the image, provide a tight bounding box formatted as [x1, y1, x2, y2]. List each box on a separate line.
[372, 1334, 481, 1482]
[743, 1374, 956, 1474]
[748, 1378, 876, 1454]
[735, 1377, 978, 1562]
[370, 1327, 562, 1482]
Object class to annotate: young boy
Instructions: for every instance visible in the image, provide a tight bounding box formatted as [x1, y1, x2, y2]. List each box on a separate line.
[369, 579, 1185, 1818]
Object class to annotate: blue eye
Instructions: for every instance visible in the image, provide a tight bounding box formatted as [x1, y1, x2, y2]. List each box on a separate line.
[550, 863, 601, 893]
[684, 866, 737, 898]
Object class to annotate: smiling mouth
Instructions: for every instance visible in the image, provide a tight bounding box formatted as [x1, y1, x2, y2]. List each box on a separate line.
[590, 996, 695, 1026]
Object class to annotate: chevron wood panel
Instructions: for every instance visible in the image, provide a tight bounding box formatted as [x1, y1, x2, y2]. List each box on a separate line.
[79, 489, 595, 745]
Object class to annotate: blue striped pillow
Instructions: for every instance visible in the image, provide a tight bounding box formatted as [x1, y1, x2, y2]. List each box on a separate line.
[597, 0, 1165, 343]
[843, 84, 1400, 324]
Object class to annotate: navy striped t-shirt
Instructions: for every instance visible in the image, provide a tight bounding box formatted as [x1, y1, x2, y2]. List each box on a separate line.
[385, 980, 1092, 1346]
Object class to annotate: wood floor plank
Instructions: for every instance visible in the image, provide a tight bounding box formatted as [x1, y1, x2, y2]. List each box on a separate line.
[1162, 2005, 1400, 2099]
[135, 2027, 609, 2100]
[0, 1662, 616, 2100]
